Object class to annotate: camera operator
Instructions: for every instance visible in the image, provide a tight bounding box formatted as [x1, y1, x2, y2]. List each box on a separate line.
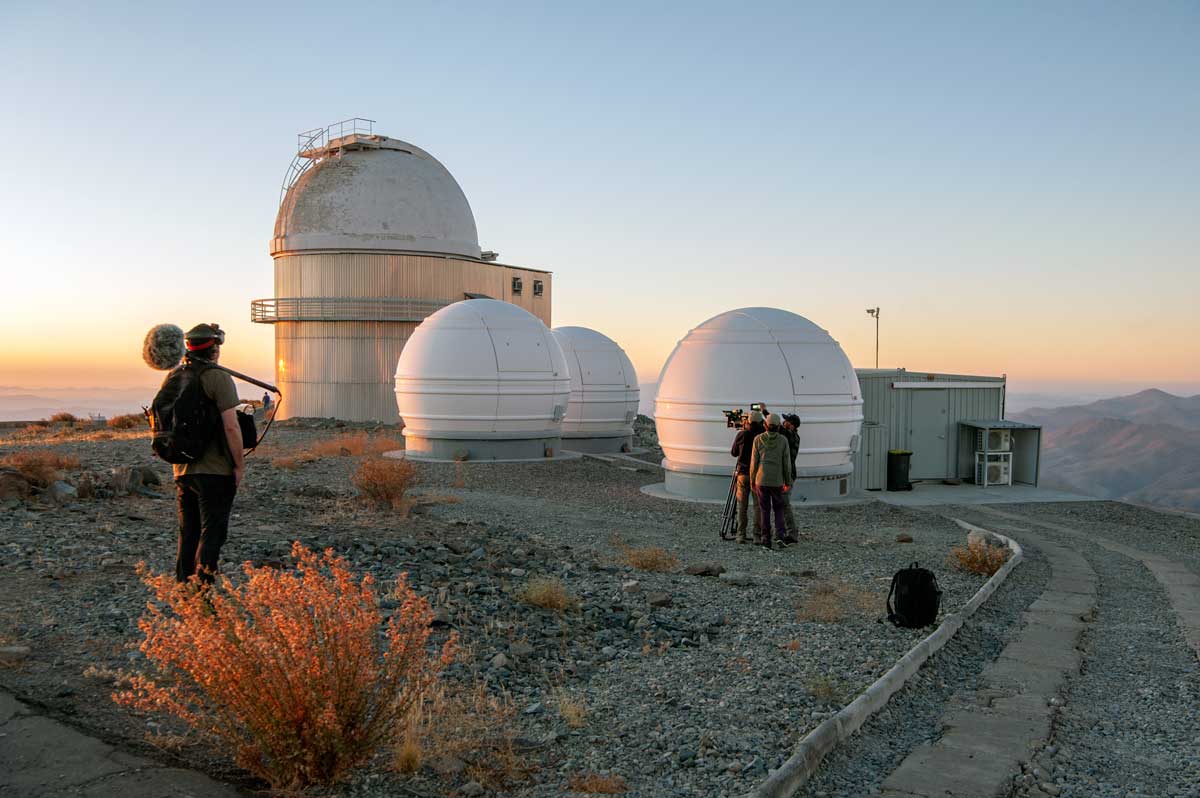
[729, 409, 766, 544]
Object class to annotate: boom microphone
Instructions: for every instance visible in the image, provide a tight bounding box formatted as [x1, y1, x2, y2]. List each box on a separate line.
[143, 324, 186, 371]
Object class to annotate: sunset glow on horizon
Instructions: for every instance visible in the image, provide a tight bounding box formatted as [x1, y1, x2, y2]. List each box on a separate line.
[3, 3, 1197, 402]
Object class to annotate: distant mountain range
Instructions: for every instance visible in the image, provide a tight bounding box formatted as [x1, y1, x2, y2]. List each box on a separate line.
[1013, 389, 1200, 513]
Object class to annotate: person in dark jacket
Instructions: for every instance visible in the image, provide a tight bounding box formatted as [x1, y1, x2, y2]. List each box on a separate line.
[779, 414, 802, 544]
[750, 413, 795, 548]
[729, 410, 765, 544]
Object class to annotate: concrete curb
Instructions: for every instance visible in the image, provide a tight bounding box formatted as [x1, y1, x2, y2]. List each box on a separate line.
[743, 520, 1024, 798]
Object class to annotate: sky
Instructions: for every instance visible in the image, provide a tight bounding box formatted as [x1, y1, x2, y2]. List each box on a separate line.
[2, 1, 1198, 400]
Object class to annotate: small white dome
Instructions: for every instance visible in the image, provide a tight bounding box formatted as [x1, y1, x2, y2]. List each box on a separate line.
[272, 137, 481, 258]
[655, 307, 863, 481]
[395, 299, 569, 442]
[551, 327, 640, 442]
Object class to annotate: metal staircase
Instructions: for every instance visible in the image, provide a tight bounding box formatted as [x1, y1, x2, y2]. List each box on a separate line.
[278, 118, 376, 206]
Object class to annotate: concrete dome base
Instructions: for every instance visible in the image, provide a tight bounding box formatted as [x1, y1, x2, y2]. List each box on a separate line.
[402, 432, 564, 462]
[662, 468, 852, 501]
[561, 434, 634, 454]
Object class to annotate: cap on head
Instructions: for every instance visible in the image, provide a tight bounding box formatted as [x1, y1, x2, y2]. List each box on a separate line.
[748, 409, 764, 424]
[785, 413, 801, 427]
[185, 323, 225, 352]
[765, 413, 782, 428]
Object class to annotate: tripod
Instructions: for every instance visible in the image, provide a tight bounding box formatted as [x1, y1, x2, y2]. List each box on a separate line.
[719, 469, 739, 540]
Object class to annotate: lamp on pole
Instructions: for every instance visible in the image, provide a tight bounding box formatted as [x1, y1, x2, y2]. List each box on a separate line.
[865, 307, 880, 368]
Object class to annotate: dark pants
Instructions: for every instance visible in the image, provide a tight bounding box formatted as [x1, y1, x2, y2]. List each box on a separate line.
[757, 485, 786, 542]
[175, 474, 237, 583]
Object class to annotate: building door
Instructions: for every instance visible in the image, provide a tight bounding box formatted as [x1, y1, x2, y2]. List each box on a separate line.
[909, 390, 949, 479]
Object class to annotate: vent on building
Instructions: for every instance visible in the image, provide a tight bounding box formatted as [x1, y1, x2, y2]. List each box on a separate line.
[512, 277, 523, 295]
[533, 279, 544, 296]
[975, 451, 1012, 487]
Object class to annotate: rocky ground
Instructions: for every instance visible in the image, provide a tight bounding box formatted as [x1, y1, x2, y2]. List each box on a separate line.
[0, 419, 999, 797]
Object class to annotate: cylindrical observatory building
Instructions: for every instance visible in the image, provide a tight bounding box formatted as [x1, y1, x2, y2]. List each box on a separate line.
[252, 119, 551, 422]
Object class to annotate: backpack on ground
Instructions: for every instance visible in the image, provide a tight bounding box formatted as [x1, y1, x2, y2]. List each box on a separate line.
[886, 562, 942, 629]
[145, 361, 220, 464]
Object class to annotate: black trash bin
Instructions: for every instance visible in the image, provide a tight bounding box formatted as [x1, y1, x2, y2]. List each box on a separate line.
[887, 450, 912, 491]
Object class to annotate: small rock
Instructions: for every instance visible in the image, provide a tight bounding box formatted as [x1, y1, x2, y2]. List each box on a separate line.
[509, 641, 535, 658]
[429, 608, 454, 627]
[461, 781, 484, 797]
[895, 533, 913, 543]
[49, 481, 77, 503]
[1049, 697, 1065, 707]
[648, 592, 673, 608]
[0, 645, 31, 663]
[523, 702, 542, 715]
[622, 580, 642, 594]
[490, 652, 509, 669]
[1041, 784, 1061, 796]
[510, 567, 527, 577]
[719, 571, 755, 587]
[685, 563, 726, 576]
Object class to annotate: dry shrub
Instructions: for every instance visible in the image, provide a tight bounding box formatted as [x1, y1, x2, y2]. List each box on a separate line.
[311, 431, 402, 458]
[950, 540, 1011, 577]
[398, 680, 533, 788]
[0, 451, 81, 487]
[557, 689, 588, 728]
[617, 544, 678, 573]
[519, 577, 577, 612]
[784, 639, 801, 652]
[108, 413, 147, 429]
[796, 580, 879, 623]
[48, 412, 77, 425]
[806, 675, 840, 702]
[271, 452, 318, 469]
[353, 458, 417, 509]
[568, 772, 628, 794]
[114, 543, 456, 789]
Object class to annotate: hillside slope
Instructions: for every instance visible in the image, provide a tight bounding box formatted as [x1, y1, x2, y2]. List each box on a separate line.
[1013, 390, 1200, 513]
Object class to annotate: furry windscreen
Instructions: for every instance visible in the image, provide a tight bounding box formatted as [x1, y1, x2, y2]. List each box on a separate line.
[143, 324, 185, 371]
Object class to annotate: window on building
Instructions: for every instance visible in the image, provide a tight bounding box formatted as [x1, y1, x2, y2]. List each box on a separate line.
[533, 279, 544, 296]
[512, 276, 523, 295]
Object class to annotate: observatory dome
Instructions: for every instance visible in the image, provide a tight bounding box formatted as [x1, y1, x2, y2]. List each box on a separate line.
[654, 307, 863, 499]
[272, 137, 481, 259]
[395, 299, 569, 460]
[550, 326, 640, 453]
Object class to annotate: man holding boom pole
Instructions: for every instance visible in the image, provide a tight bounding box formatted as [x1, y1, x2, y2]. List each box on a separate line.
[171, 323, 245, 584]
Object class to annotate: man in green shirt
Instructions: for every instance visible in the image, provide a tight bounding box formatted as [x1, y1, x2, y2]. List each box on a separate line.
[174, 324, 245, 583]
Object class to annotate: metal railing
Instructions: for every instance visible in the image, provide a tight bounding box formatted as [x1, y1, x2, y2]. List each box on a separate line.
[251, 297, 449, 323]
[279, 118, 377, 206]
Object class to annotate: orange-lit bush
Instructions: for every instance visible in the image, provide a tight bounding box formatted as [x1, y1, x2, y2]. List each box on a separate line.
[950, 540, 1011, 577]
[115, 543, 456, 789]
[0, 451, 81, 487]
[353, 458, 417, 509]
[108, 413, 148, 429]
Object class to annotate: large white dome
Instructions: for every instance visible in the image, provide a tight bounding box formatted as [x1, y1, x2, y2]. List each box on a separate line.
[395, 299, 569, 459]
[655, 307, 863, 495]
[551, 326, 640, 451]
[272, 136, 481, 259]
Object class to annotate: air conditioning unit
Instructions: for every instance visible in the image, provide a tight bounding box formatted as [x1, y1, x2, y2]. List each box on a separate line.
[977, 428, 1011, 452]
[975, 451, 1012, 487]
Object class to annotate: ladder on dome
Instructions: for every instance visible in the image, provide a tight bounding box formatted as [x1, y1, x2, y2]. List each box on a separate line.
[278, 118, 376, 206]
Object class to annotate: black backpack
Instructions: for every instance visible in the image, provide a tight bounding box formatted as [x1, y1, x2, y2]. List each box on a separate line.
[886, 562, 942, 629]
[146, 361, 221, 464]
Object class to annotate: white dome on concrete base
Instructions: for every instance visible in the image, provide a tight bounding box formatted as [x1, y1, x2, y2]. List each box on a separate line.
[395, 299, 569, 461]
[654, 307, 863, 499]
[551, 326, 640, 453]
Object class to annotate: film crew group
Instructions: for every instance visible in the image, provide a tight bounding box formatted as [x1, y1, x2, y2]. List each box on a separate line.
[143, 322, 280, 586]
[728, 409, 801, 549]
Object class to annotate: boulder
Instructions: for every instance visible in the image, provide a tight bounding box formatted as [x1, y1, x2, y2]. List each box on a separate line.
[685, 563, 726, 577]
[895, 533, 914, 543]
[719, 572, 755, 587]
[49, 480, 78, 503]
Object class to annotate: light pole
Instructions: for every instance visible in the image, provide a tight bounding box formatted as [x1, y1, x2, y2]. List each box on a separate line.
[866, 307, 880, 368]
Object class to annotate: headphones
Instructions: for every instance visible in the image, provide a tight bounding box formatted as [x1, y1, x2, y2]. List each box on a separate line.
[185, 323, 226, 352]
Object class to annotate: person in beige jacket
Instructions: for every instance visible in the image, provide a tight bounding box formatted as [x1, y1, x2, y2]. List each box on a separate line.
[749, 413, 795, 549]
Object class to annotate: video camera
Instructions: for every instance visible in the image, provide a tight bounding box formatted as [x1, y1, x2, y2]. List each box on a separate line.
[721, 402, 767, 428]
